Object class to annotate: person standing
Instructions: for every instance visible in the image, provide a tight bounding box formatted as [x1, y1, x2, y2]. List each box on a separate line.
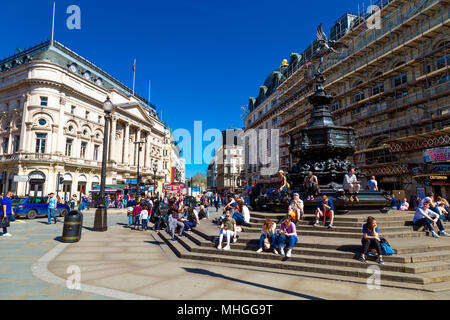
[140, 205, 149, 231]
[366, 176, 378, 191]
[200, 192, 210, 219]
[214, 193, 220, 212]
[70, 194, 77, 211]
[343, 167, 361, 202]
[47, 193, 57, 224]
[1, 191, 13, 237]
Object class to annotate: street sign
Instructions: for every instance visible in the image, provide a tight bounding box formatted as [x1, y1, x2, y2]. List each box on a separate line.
[13, 175, 30, 182]
[126, 179, 138, 185]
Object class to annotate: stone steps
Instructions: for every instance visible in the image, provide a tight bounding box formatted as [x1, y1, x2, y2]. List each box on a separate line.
[178, 232, 450, 274]
[242, 224, 413, 234]
[157, 230, 450, 290]
[249, 218, 416, 228]
[182, 230, 450, 265]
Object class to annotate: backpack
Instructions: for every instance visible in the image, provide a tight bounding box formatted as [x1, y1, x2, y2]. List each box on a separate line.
[380, 238, 395, 256]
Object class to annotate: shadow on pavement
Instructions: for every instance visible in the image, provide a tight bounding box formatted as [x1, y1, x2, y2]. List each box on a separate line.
[82, 226, 94, 231]
[182, 267, 324, 300]
[145, 240, 164, 245]
[53, 236, 64, 242]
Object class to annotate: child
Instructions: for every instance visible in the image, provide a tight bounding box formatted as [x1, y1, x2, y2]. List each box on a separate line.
[127, 206, 134, 227]
[140, 205, 149, 231]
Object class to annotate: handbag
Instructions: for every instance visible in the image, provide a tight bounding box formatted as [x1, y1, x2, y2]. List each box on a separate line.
[263, 237, 271, 250]
[0, 216, 10, 228]
[379, 237, 395, 256]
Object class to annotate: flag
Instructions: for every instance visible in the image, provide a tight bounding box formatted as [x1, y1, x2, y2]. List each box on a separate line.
[132, 59, 136, 72]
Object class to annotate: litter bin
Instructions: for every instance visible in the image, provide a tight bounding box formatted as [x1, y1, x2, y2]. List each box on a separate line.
[62, 210, 83, 243]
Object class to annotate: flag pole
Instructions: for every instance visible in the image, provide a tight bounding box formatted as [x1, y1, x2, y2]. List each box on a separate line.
[51, 0, 56, 44]
[132, 59, 136, 96]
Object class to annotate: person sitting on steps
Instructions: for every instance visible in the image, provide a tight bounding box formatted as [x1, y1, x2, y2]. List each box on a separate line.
[313, 195, 335, 229]
[256, 219, 278, 254]
[359, 216, 384, 265]
[303, 172, 319, 200]
[288, 193, 304, 225]
[276, 216, 298, 258]
[217, 211, 237, 251]
[343, 167, 361, 202]
[413, 200, 450, 238]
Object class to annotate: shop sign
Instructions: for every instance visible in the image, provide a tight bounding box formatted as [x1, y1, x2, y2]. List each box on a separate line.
[430, 176, 448, 180]
[424, 147, 450, 163]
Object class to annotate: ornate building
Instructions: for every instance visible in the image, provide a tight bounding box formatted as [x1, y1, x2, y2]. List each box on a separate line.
[0, 40, 172, 198]
[244, 0, 449, 198]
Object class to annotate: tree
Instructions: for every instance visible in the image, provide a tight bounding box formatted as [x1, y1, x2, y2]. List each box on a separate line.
[191, 173, 207, 187]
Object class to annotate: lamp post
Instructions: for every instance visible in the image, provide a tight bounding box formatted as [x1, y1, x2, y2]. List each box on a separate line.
[153, 161, 158, 196]
[134, 140, 145, 200]
[93, 97, 113, 232]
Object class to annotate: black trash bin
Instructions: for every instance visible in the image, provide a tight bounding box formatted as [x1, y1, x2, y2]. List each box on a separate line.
[62, 210, 83, 243]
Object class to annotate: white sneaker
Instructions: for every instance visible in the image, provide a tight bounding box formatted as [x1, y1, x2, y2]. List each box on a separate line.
[432, 231, 440, 238]
[223, 245, 231, 251]
[286, 249, 292, 258]
[256, 248, 263, 253]
[279, 248, 285, 256]
[273, 248, 279, 255]
[233, 237, 238, 243]
[439, 231, 450, 237]
[313, 222, 320, 227]
[2, 233, 12, 237]
[217, 244, 222, 250]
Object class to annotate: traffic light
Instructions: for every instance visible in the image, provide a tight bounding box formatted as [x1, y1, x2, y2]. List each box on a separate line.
[155, 181, 158, 186]
[59, 176, 64, 185]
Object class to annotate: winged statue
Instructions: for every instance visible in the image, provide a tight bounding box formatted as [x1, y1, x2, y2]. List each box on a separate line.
[316, 23, 348, 56]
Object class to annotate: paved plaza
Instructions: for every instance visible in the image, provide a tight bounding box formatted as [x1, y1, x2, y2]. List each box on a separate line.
[2, 208, 450, 300]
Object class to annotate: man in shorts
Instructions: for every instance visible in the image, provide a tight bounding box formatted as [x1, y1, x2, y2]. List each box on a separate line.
[313, 195, 335, 229]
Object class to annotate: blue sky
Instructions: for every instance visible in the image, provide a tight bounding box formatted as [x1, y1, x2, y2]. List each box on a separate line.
[1, 0, 362, 178]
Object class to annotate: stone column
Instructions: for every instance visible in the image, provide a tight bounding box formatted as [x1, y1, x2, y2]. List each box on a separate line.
[109, 115, 117, 162]
[57, 95, 66, 154]
[123, 123, 129, 165]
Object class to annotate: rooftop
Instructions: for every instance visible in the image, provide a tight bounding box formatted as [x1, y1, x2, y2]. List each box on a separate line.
[0, 40, 159, 117]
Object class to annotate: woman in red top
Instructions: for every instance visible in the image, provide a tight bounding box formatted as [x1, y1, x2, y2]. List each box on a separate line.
[132, 202, 143, 230]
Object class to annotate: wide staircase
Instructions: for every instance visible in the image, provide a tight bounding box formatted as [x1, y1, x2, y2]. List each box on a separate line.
[157, 210, 450, 292]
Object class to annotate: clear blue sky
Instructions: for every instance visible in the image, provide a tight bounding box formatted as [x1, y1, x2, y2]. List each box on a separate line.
[1, 0, 362, 178]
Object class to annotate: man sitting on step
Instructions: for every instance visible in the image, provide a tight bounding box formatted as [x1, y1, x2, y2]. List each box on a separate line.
[313, 195, 335, 229]
[343, 167, 361, 202]
[413, 200, 450, 238]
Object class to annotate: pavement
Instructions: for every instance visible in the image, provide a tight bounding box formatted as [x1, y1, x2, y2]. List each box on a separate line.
[3, 207, 450, 300]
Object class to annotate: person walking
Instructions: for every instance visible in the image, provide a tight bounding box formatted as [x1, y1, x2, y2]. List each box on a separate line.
[47, 193, 57, 224]
[140, 205, 149, 231]
[70, 194, 77, 210]
[1, 191, 13, 237]
[200, 192, 210, 219]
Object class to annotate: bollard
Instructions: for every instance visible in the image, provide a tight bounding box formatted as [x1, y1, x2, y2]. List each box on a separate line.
[62, 210, 83, 243]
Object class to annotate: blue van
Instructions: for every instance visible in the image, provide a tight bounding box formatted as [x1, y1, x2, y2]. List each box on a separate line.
[13, 197, 70, 219]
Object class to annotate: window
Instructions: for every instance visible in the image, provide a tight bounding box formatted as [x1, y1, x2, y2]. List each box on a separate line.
[2, 137, 8, 153]
[65, 139, 73, 156]
[85, 111, 89, 120]
[40, 97, 48, 106]
[14, 136, 19, 153]
[71, 106, 76, 115]
[331, 102, 339, 111]
[93, 145, 99, 161]
[35, 134, 47, 153]
[395, 91, 409, 99]
[353, 91, 365, 103]
[98, 115, 101, 123]
[80, 142, 87, 158]
[38, 119, 47, 126]
[393, 73, 407, 87]
[372, 83, 384, 95]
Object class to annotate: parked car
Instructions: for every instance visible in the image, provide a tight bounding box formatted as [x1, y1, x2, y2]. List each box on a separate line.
[13, 197, 70, 219]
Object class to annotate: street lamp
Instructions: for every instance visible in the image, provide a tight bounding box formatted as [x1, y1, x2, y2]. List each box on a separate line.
[134, 140, 145, 200]
[93, 97, 113, 232]
[153, 161, 158, 196]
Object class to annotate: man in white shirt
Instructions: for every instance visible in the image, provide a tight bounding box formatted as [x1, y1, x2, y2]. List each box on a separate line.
[366, 176, 378, 191]
[343, 167, 361, 202]
[413, 200, 449, 238]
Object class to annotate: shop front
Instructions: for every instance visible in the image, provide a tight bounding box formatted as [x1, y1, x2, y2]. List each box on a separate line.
[413, 147, 450, 198]
[62, 173, 73, 203]
[28, 171, 46, 197]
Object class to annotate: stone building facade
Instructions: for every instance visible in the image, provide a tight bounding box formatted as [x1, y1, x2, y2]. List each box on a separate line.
[0, 40, 173, 199]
